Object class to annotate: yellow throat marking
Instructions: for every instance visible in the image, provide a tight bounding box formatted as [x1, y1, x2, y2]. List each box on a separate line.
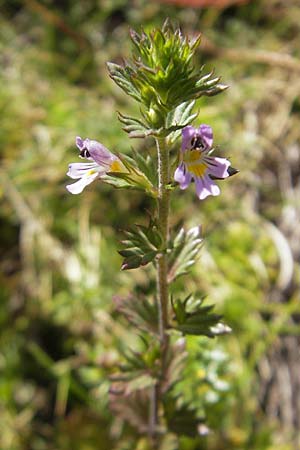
[183, 150, 207, 178]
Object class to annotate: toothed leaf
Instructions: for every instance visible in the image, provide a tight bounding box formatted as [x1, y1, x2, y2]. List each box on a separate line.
[119, 220, 163, 270]
[168, 226, 203, 283]
[171, 295, 231, 338]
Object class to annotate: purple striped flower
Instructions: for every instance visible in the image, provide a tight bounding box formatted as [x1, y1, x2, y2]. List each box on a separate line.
[66, 137, 125, 194]
[174, 125, 230, 200]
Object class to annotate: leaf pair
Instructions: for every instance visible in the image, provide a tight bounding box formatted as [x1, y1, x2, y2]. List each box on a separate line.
[118, 100, 197, 141]
[119, 224, 203, 277]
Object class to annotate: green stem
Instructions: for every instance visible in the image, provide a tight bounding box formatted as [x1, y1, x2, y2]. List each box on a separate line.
[156, 136, 170, 345]
[148, 137, 170, 448]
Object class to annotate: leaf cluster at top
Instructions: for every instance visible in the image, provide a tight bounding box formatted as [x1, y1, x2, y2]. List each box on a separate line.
[107, 21, 227, 130]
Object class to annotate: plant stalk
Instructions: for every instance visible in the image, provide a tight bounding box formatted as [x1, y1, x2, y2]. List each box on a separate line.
[156, 136, 170, 346]
[149, 137, 170, 448]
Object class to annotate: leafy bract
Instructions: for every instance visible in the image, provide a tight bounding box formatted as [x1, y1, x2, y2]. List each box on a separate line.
[107, 22, 227, 130]
[168, 226, 203, 283]
[119, 220, 163, 270]
[114, 295, 159, 336]
[171, 295, 231, 338]
[164, 393, 205, 438]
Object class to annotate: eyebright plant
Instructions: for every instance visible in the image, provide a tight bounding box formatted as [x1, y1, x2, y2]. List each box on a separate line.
[66, 20, 237, 449]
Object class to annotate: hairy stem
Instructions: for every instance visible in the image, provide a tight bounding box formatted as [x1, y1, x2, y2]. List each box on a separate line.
[156, 136, 170, 344]
[149, 137, 170, 447]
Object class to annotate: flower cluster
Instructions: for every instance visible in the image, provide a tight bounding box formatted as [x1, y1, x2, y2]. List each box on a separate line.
[67, 125, 231, 200]
[66, 137, 125, 194]
[174, 125, 230, 200]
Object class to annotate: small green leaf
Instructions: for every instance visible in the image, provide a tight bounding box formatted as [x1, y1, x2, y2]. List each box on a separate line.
[171, 295, 231, 338]
[119, 221, 163, 270]
[107, 62, 142, 103]
[168, 226, 203, 283]
[171, 297, 186, 325]
[166, 100, 198, 144]
[164, 393, 205, 437]
[131, 149, 158, 189]
[114, 295, 159, 335]
[115, 337, 162, 379]
[118, 112, 153, 138]
[121, 255, 142, 270]
[102, 153, 157, 197]
[101, 173, 134, 190]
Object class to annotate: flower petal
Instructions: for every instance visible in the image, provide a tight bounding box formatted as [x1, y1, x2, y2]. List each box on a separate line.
[86, 140, 115, 167]
[199, 124, 213, 149]
[67, 162, 102, 179]
[205, 157, 230, 179]
[195, 175, 220, 200]
[181, 126, 196, 151]
[76, 136, 84, 150]
[66, 172, 99, 194]
[174, 163, 192, 189]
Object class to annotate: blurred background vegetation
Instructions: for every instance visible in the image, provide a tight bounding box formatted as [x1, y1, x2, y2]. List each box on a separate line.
[1, 0, 300, 448]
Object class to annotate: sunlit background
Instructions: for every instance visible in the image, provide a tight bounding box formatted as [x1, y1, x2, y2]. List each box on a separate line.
[1, 0, 300, 448]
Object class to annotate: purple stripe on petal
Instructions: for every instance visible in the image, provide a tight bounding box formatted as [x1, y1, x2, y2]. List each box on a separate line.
[195, 175, 220, 200]
[205, 156, 230, 178]
[199, 124, 213, 149]
[67, 162, 100, 179]
[174, 163, 192, 189]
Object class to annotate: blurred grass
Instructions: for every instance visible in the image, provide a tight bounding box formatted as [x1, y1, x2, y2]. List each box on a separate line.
[1, 0, 300, 449]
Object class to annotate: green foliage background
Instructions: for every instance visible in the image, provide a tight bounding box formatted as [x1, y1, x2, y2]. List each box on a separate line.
[1, 0, 300, 448]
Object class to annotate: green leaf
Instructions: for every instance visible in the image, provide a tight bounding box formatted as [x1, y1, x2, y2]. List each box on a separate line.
[107, 62, 142, 103]
[171, 297, 186, 325]
[119, 220, 163, 270]
[131, 149, 158, 187]
[171, 295, 231, 338]
[164, 393, 205, 437]
[118, 111, 154, 138]
[199, 83, 229, 97]
[114, 295, 159, 336]
[165, 100, 198, 143]
[113, 337, 161, 381]
[168, 226, 203, 283]
[102, 153, 157, 197]
[100, 173, 134, 190]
